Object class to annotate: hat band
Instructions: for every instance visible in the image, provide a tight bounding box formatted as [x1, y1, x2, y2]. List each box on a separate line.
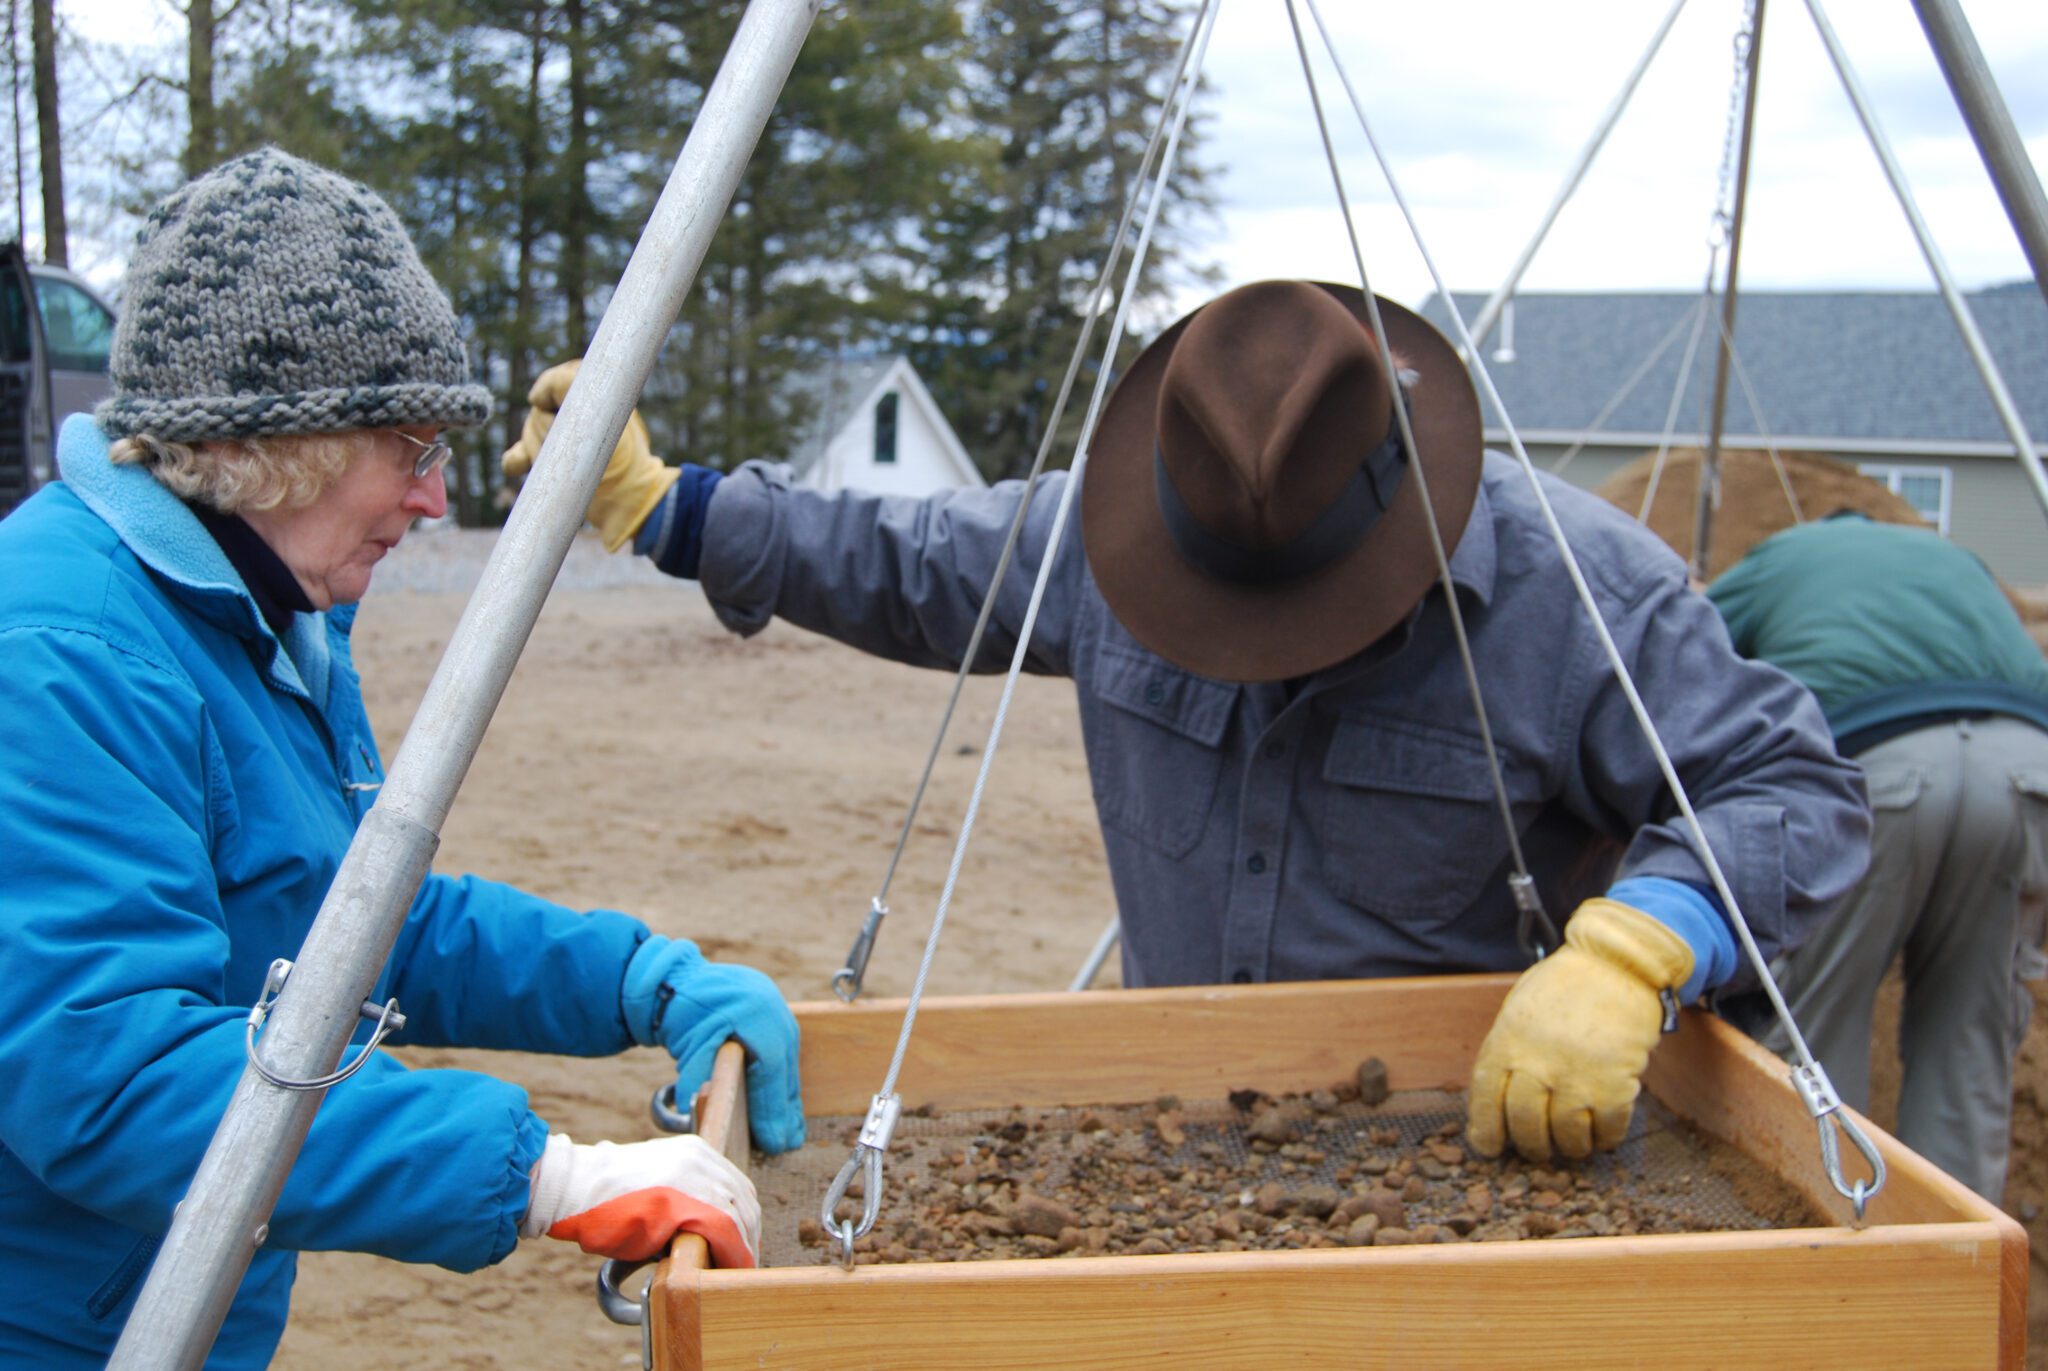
[1153, 412, 1408, 587]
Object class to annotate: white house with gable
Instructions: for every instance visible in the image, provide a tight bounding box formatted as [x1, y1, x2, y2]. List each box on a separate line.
[785, 355, 985, 496]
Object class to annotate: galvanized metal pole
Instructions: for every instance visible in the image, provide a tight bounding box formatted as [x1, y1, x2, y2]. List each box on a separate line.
[1911, 0, 2048, 312]
[1803, 0, 2048, 525]
[1463, 0, 1690, 358]
[1691, 0, 1766, 582]
[106, 3, 822, 1365]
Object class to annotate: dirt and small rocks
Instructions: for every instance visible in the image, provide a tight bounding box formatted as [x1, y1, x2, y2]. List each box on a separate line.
[776, 1067, 1822, 1266]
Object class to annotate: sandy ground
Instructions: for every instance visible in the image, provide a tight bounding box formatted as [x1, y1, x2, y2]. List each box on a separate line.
[267, 525, 2048, 1369]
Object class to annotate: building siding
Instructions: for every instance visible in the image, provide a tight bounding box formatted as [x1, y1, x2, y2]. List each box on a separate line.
[1504, 440, 2048, 585]
[1424, 288, 2048, 586]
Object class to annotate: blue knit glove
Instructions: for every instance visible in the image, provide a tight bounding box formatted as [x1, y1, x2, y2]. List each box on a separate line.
[622, 937, 804, 1153]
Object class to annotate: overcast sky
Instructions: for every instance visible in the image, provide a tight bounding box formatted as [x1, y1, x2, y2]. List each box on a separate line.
[1176, 0, 2047, 315]
[75, 0, 2048, 318]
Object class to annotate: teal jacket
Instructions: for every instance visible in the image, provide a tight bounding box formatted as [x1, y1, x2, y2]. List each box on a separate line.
[1709, 513, 2048, 752]
[0, 418, 650, 1366]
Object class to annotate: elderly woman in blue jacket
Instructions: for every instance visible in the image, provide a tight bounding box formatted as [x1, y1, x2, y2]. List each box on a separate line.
[0, 148, 803, 1368]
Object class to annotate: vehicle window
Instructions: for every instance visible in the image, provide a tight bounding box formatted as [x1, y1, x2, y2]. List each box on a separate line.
[0, 270, 30, 365]
[34, 277, 114, 373]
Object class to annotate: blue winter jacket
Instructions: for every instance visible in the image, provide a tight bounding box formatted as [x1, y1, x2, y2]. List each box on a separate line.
[0, 417, 651, 1367]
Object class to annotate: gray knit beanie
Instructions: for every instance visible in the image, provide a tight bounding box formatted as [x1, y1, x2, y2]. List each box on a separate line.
[96, 147, 492, 443]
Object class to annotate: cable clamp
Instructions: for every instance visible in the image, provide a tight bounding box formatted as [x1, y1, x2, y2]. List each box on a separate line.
[858, 1091, 903, 1151]
[1508, 873, 1556, 960]
[832, 898, 889, 1003]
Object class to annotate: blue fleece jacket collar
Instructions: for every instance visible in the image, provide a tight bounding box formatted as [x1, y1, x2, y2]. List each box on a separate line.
[56, 413, 316, 700]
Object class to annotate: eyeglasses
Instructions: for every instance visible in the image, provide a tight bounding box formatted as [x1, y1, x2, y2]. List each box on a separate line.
[394, 430, 454, 479]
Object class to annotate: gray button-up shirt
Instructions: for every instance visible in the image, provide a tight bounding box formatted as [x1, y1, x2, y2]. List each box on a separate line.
[699, 453, 1869, 990]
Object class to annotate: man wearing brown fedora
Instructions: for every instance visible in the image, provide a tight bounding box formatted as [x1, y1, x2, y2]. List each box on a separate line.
[511, 279, 1868, 1164]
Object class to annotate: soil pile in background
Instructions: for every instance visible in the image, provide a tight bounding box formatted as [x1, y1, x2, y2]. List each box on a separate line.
[1591, 446, 1928, 580]
[1595, 444, 2048, 648]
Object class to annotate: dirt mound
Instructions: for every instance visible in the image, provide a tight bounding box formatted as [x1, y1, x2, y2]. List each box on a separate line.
[2013, 585, 2048, 657]
[1592, 447, 1929, 580]
[1594, 445, 2048, 649]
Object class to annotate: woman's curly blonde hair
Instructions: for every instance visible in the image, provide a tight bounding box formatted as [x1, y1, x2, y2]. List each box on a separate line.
[108, 430, 375, 514]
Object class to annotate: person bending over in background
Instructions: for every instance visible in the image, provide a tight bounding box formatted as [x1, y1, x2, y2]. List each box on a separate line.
[0, 148, 802, 1369]
[512, 279, 1869, 1168]
[1709, 511, 2048, 1200]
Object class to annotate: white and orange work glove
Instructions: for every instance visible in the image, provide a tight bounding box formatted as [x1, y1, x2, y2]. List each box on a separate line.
[501, 359, 678, 552]
[520, 1132, 761, 1269]
[1466, 898, 1694, 1163]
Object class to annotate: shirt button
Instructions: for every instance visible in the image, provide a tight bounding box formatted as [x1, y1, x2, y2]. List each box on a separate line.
[1232, 969, 1253, 984]
[1145, 681, 1165, 706]
[1247, 853, 1267, 874]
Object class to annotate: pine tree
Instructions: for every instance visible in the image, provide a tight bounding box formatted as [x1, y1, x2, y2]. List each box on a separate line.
[65, 0, 1215, 519]
[904, 0, 1217, 481]
[618, 0, 972, 471]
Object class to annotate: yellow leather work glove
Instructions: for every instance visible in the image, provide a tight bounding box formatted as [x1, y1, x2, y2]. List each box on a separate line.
[501, 359, 679, 552]
[1465, 898, 1693, 1163]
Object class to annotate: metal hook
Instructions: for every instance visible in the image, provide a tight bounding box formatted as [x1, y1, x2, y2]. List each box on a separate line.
[1790, 1059, 1887, 1219]
[596, 1258, 649, 1325]
[821, 1093, 902, 1268]
[821, 1148, 886, 1270]
[650, 1082, 693, 1135]
[832, 898, 889, 1002]
[595, 1259, 656, 1370]
[1508, 873, 1557, 961]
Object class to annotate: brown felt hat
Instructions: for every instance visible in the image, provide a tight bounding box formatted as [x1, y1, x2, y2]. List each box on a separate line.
[1081, 279, 1483, 682]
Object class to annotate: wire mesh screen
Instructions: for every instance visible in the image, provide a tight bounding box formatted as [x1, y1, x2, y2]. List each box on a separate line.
[750, 1087, 1819, 1268]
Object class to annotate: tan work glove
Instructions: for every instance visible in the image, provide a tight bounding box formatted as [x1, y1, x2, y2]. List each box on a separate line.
[1466, 898, 1693, 1163]
[502, 359, 679, 552]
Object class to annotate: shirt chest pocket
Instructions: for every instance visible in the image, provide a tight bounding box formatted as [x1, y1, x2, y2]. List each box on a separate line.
[1087, 645, 1237, 858]
[1314, 715, 1526, 923]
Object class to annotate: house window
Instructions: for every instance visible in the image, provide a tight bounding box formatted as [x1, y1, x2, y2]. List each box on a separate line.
[874, 391, 899, 465]
[1857, 463, 1951, 536]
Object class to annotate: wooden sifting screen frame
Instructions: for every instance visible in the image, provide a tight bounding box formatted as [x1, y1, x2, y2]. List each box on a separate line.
[646, 974, 2025, 1370]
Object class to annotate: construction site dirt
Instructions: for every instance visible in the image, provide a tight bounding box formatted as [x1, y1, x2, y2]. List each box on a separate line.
[267, 514, 2048, 1369]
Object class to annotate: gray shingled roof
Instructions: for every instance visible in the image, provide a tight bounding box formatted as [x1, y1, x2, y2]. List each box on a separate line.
[1417, 284, 2048, 445]
[782, 354, 900, 479]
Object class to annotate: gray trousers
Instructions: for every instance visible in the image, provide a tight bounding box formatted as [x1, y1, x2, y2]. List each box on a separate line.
[1758, 716, 2048, 1200]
